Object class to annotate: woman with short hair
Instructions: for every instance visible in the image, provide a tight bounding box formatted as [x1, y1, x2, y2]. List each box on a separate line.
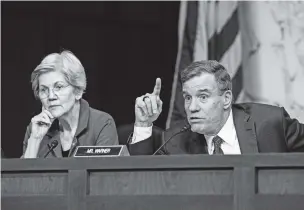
[23, 50, 118, 158]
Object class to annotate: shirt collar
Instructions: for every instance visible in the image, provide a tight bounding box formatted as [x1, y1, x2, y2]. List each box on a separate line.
[217, 109, 235, 146]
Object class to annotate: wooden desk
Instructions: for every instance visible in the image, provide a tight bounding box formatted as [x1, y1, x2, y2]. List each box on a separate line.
[2, 154, 304, 210]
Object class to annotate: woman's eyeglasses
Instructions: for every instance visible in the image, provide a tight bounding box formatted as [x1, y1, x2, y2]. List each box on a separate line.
[38, 83, 70, 99]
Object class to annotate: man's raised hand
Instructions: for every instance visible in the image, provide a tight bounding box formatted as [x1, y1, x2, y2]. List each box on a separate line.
[134, 78, 163, 127]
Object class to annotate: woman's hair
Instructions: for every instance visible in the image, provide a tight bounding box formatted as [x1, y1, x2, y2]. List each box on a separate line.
[180, 60, 232, 95]
[31, 50, 87, 99]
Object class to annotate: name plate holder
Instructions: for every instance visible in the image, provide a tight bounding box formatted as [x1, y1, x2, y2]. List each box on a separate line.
[74, 145, 130, 157]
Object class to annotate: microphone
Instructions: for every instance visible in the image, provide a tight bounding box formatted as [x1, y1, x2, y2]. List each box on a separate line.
[44, 140, 58, 158]
[152, 124, 191, 155]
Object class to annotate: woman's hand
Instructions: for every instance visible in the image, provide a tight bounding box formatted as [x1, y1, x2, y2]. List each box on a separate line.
[30, 108, 54, 141]
[24, 108, 55, 158]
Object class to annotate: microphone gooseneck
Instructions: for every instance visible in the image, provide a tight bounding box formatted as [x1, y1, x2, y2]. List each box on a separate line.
[44, 140, 59, 158]
[152, 124, 190, 155]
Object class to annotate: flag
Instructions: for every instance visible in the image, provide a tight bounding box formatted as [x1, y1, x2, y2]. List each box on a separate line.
[237, 1, 304, 123]
[167, 1, 243, 128]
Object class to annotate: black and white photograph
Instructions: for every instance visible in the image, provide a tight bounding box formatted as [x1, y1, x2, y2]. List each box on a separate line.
[1, 1, 304, 210]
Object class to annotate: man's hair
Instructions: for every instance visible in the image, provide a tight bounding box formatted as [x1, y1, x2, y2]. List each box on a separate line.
[31, 50, 87, 99]
[180, 60, 232, 95]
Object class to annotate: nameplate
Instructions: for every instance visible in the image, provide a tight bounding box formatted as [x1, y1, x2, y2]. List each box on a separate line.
[74, 145, 129, 157]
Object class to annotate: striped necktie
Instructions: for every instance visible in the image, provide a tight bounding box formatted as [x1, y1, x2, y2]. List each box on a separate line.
[213, 135, 224, 154]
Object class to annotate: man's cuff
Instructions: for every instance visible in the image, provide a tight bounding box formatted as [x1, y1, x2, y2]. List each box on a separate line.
[130, 126, 153, 144]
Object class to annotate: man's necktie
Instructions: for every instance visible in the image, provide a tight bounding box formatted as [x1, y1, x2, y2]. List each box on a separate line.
[213, 135, 224, 154]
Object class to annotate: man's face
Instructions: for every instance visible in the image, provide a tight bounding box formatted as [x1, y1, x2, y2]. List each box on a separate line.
[182, 73, 231, 135]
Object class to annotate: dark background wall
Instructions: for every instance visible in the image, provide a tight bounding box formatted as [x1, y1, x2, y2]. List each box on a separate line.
[1, 2, 179, 158]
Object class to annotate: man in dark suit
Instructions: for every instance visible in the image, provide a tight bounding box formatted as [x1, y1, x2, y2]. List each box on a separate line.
[128, 60, 304, 155]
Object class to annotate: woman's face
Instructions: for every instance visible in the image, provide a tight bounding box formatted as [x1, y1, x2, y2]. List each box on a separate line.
[38, 71, 80, 118]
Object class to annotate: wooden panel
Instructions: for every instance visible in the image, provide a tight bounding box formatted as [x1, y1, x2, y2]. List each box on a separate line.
[4, 154, 304, 172]
[258, 168, 304, 194]
[1, 172, 67, 195]
[67, 170, 87, 210]
[86, 195, 233, 210]
[2, 155, 304, 210]
[89, 170, 233, 195]
[233, 167, 256, 210]
[254, 195, 304, 210]
[1, 196, 67, 210]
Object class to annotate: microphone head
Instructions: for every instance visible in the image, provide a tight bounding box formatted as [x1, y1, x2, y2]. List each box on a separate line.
[51, 140, 58, 148]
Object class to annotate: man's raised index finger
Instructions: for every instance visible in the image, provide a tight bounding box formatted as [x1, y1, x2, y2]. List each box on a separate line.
[152, 78, 161, 96]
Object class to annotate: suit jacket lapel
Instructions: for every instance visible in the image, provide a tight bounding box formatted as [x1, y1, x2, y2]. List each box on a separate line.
[232, 104, 259, 154]
[165, 128, 208, 154]
[188, 132, 208, 154]
[38, 120, 63, 158]
[68, 99, 89, 157]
